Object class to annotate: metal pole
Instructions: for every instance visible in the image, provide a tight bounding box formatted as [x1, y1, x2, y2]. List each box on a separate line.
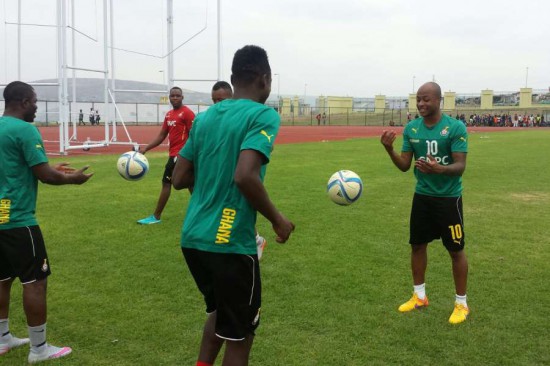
[217, 0, 221, 81]
[17, 0, 21, 80]
[167, 0, 174, 91]
[103, 0, 109, 143]
[62, 0, 69, 151]
[71, 0, 77, 140]
[110, 0, 117, 141]
[57, 0, 65, 154]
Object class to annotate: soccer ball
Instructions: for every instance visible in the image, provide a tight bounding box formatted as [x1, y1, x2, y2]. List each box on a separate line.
[327, 170, 363, 205]
[117, 151, 149, 181]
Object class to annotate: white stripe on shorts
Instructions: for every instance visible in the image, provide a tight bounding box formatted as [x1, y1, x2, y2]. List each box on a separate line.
[246, 255, 256, 306]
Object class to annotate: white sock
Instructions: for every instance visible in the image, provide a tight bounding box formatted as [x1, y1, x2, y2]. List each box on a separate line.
[455, 294, 467, 306]
[413, 283, 426, 300]
[0, 319, 9, 338]
[28, 324, 47, 351]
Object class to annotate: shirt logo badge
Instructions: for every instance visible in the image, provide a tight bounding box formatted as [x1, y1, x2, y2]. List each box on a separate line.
[260, 130, 274, 143]
[440, 127, 449, 136]
[411, 128, 418, 134]
[41, 259, 49, 272]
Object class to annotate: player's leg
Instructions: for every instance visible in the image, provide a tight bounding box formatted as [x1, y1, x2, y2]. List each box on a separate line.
[399, 194, 434, 312]
[182, 248, 224, 365]
[213, 253, 261, 365]
[439, 196, 470, 324]
[411, 244, 428, 286]
[153, 157, 176, 219]
[22, 279, 47, 326]
[449, 250, 468, 296]
[255, 231, 267, 260]
[153, 181, 172, 219]
[222, 336, 254, 366]
[197, 312, 224, 365]
[0, 229, 30, 355]
[0, 278, 13, 320]
[138, 157, 174, 224]
[14, 227, 72, 363]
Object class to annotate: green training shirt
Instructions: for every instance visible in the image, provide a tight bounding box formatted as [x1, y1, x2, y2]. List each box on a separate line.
[402, 114, 468, 197]
[0, 116, 49, 229]
[179, 99, 280, 255]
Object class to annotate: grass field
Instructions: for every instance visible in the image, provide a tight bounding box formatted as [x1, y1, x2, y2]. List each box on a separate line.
[3, 130, 550, 365]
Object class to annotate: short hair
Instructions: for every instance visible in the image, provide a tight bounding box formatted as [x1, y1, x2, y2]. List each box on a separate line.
[212, 81, 232, 92]
[170, 86, 183, 94]
[3, 81, 35, 104]
[231, 45, 271, 85]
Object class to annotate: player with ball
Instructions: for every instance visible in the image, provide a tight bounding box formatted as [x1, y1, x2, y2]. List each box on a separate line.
[381, 82, 470, 324]
[172, 45, 294, 366]
[136, 86, 195, 225]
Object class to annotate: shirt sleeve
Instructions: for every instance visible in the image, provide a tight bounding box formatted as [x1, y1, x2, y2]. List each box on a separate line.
[22, 125, 49, 167]
[451, 123, 468, 153]
[179, 115, 197, 161]
[402, 125, 413, 152]
[240, 108, 280, 164]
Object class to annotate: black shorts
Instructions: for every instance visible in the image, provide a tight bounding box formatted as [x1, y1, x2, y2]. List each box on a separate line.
[409, 193, 465, 252]
[0, 225, 51, 283]
[182, 248, 261, 341]
[162, 156, 177, 184]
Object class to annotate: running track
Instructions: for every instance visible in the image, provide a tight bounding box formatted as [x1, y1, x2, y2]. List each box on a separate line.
[37, 125, 526, 156]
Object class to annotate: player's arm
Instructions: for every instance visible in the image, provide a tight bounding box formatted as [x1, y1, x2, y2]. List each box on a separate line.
[32, 163, 93, 185]
[234, 149, 294, 243]
[172, 157, 194, 190]
[139, 128, 169, 154]
[380, 130, 413, 172]
[416, 152, 466, 176]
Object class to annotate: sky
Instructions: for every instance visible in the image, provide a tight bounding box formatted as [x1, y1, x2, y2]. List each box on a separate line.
[1, 0, 549, 98]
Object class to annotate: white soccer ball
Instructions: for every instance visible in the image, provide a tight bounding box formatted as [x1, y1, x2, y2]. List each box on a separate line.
[117, 151, 149, 181]
[327, 170, 363, 205]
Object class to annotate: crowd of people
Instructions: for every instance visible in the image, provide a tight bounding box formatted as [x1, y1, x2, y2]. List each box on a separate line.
[455, 113, 547, 127]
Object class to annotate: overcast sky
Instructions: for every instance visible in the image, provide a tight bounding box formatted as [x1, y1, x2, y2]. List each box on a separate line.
[1, 0, 549, 98]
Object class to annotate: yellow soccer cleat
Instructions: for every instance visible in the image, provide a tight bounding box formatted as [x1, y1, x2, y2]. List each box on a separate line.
[449, 303, 470, 324]
[398, 293, 429, 312]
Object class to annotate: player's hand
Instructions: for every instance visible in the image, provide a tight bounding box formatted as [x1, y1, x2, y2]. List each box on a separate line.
[273, 214, 295, 244]
[53, 162, 76, 174]
[380, 130, 397, 150]
[415, 154, 443, 174]
[69, 165, 94, 184]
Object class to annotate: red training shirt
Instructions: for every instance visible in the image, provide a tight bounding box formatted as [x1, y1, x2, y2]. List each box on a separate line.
[162, 105, 195, 157]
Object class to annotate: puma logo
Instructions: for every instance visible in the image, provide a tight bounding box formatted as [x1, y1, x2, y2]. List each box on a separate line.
[260, 130, 274, 143]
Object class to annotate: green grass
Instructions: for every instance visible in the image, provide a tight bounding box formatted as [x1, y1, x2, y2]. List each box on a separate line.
[3, 130, 550, 365]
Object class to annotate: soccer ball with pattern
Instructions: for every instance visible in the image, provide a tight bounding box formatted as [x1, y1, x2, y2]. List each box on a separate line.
[117, 151, 149, 181]
[327, 170, 363, 205]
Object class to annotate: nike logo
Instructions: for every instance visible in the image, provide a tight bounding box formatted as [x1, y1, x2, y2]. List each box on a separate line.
[260, 130, 274, 143]
[411, 128, 417, 133]
[453, 240, 461, 245]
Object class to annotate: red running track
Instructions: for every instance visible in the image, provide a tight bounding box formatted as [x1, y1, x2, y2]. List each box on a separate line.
[37, 125, 526, 156]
